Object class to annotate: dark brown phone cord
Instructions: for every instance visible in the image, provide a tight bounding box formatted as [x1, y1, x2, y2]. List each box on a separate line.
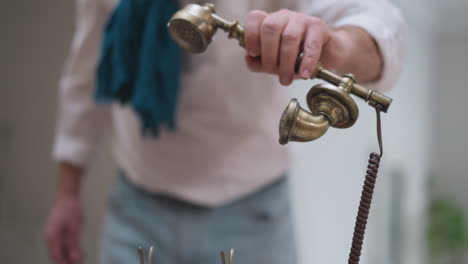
[348, 105, 384, 264]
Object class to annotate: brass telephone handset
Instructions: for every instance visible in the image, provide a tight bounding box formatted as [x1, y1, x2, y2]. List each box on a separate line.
[167, 3, 392, 145]
[168, 3, 389, 264]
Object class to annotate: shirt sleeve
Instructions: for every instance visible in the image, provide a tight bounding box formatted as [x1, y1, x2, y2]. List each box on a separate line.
[52, 0, 113, 167]
[298, 0, 408, 91]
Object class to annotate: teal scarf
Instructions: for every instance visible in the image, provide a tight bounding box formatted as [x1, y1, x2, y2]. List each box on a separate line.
[96, 0, 181, 136]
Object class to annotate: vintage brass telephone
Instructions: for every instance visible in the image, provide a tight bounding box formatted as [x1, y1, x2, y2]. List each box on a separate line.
[167, 3, 391, 264]
[167, 3, 392, 145]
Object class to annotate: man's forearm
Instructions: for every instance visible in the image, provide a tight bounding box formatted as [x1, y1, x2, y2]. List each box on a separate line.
[56, 162, 83, 198]
[323, 26, 383, 83]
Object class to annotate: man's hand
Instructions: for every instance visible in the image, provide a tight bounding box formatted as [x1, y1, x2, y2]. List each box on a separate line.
[244, 9, 383, 86]
[244, 9, 330, 85]
[45, 195, 83, 264]
[44, 162, 84, 264]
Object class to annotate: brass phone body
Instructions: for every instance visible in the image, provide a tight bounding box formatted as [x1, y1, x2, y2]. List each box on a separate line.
[168, 3, 392, 145]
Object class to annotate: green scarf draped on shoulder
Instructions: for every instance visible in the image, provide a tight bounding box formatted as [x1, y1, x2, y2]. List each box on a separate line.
[96, 0, 181, 136]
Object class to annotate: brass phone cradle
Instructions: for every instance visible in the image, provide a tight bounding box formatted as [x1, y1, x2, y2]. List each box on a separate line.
[168, 3, 393, 145]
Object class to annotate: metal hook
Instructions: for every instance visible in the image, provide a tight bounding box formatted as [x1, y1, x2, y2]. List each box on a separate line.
[138, 247, 145, 264]
[229, 248, 234, 264]
[148, 246, 155, 264]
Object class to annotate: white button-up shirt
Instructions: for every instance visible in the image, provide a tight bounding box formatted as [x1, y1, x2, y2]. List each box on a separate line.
[52, 0, 407, 206]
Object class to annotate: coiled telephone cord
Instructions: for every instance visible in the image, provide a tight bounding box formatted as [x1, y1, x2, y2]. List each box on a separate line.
[348, 105, 384, 264]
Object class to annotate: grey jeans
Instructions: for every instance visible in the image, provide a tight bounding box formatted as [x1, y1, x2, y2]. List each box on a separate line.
[99, 172, 297, 264]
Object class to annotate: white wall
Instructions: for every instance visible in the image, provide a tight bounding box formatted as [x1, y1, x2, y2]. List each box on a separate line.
[428, 6, 468, 220]
[0, 1, 115, 262]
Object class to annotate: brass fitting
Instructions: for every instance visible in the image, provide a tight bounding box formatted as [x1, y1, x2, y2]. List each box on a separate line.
[279, 84, 359, 145]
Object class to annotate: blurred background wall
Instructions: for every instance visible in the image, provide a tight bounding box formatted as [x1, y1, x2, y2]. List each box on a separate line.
[1, 0, 467, 264]
[0, 1, 115, 263]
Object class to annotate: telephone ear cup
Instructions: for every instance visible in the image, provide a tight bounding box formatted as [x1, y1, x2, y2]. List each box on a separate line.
[279, 99, 330, 145]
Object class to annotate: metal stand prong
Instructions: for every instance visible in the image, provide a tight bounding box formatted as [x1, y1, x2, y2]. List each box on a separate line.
[148, 246, 155, 264]
[229, 248, 234, 264]
[220, 251, 227, 264]
[138, 247, 145, 264]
